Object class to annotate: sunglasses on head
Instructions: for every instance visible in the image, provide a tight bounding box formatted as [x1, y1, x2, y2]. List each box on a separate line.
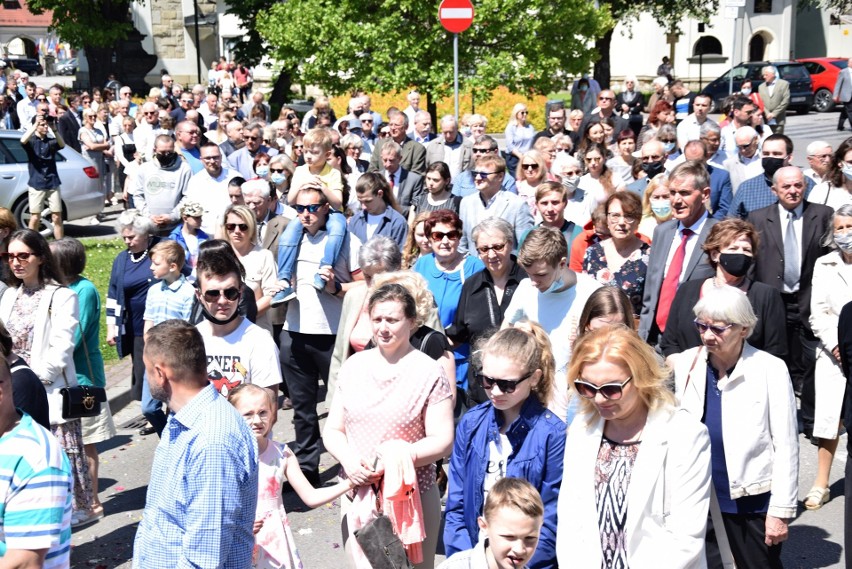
[430, 230, 461, 241]
[477, 371, 532, 394]
[225, 223, 249, 232]
[202, 287, 241, 302]
[1, 252, 35, 263]
[295, 204, 323, 214]
[573, 377, 632, 400]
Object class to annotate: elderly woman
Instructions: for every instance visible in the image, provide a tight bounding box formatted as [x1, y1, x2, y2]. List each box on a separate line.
[323, 283, 454, 569]
[803, 205, 852, 510]
[107, 211, 155, 404]
[617, 76, 645, 137]
[656, 124, 681, 167]
[468, 114, 487, 139]
[660, 218, 786, 360]
[638, 174, 671, 239]
[671, 285, 798, 568]
[808, 138, 852, 211]
[449, 218, 528, 404]
[268, 153, 296, 211]
[414, 210, 484, 410]
[557, 326, 712, 567]
[504, 103, 535, 172]
[0, 230, 97, 526]
[222, 205, 277, 334]
[340, 133, 369, 174]
[607, 129, 637, 185]
[582, 191, 649, 319]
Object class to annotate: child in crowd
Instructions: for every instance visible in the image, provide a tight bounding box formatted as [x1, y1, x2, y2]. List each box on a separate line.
[439, 477, 544, 569]
[167, 201, 210, 282]
[228, 384, 353, 569]
[140, 240, 196, 437]
[444, 323, 564, 569]
[272, 128, 346, 304]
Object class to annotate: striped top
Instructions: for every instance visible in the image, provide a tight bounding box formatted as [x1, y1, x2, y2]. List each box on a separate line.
[0, 411, 72, 569]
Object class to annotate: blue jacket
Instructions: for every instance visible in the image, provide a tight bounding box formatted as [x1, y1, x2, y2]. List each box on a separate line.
[444, 397, 565, 569]
[167, 224, 210, 269]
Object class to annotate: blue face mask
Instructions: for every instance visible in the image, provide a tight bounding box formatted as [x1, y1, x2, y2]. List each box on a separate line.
[545, 273, 565, 294]
[663, 141, 676, 154]
[76, 105, 83, 113]
[255, 165, 269, 178]
[271, 172, 287, 185]
[650, 199, 672, 218]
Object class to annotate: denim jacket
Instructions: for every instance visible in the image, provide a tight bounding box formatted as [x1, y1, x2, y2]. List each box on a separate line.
[444, 397, 565, 569]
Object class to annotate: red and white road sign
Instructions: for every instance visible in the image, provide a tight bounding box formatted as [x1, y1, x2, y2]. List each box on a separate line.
[439, 0, 474, 34]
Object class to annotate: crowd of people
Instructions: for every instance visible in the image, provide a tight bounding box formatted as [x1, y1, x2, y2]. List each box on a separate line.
[1, 62, 852, 569]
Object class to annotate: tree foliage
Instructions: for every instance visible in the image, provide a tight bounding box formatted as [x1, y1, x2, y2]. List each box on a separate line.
[25, 0, 133, 49]
[256, 0, 611, 101]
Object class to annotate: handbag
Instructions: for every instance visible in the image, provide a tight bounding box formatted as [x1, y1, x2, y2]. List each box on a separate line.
[353, 484, 413, 569]
[59, 315, 106, 419]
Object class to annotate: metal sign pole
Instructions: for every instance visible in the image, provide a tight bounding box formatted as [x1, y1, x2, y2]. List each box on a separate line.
[454, 33, 459, 122]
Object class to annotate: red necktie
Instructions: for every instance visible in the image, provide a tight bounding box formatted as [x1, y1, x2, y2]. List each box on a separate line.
[656, 228, 693, 333]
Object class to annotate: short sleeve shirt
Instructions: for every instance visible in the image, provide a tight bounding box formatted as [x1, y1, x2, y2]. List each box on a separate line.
[199, 318, 281, 395]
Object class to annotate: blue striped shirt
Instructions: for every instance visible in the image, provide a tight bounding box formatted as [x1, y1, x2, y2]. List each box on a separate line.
[143, 274, 196, 325]
[133, 384, 258, 569]
[0, 412, 72, 569]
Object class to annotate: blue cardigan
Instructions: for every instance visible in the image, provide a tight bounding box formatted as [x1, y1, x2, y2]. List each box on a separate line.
[443, 397, 566, 569]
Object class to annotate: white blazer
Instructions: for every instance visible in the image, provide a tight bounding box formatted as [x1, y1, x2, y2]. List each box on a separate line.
[672, 344, 799, 519]
[556, 404, 711, 569]
[0, 284, 79, 424]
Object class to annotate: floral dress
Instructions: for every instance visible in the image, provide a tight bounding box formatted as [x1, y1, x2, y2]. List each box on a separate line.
[582, 241, 650, 317]
[254, 441, 303, 569]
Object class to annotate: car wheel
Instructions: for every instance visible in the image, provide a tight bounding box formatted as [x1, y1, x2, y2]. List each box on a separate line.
[814, 88, 835, 113]
[12, 197, 54, 238]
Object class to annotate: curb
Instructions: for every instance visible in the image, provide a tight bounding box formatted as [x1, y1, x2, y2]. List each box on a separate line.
[103, 358, 136, 415]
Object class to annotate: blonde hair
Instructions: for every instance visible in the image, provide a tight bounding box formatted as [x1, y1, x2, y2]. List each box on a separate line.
[482, 477, 544, 522]
[371, 270, 435, 329]
[517, 149, 548, 184]
[641, 174, 671, 221]
[227, 382, 274, 410]
[510, 103, 528, 127]
[403, 211, 431, 269]
[150, 240, 185, 270]
[223, 204, 258, 245]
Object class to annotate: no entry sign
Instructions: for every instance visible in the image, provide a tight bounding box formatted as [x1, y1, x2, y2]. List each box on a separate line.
[439, 0, 474, 34]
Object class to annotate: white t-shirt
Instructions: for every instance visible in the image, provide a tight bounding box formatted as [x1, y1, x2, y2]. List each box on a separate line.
[198, 318, 281, 396]
[366, 213, 383, 239]
[185, 167, 238, 234]
[238, 246, 278, 335]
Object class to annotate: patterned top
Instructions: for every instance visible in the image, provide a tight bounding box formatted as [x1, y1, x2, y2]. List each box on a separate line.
[0, 412, 73, 569]
[337, 347, 453, 491]
[595, 436, 641, 569]
[253, 441, 303, 569]
[582, 241, 651, 316]
[6, 286, 44, 365]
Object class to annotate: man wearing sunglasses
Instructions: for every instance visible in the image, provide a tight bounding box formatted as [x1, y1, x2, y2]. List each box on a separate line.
[134, 101, 162, 162]
[452, 135, 517, 198]
[227, 122, 278, 180]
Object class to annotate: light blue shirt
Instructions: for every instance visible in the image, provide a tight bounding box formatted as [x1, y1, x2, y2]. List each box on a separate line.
[143, 274, 195, 325]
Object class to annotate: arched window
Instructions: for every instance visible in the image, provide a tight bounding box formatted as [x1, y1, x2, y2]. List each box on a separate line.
[693, 36, 723, 56]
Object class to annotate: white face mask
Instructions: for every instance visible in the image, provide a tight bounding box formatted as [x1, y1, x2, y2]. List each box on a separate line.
[741, 88, 752, 96]
[835, 232, 852, 252]
[842, 163, 852, 181]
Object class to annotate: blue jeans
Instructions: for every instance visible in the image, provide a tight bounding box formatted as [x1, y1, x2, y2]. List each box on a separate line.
[141, 370, 167, 436]
[276, 211, 347, 282]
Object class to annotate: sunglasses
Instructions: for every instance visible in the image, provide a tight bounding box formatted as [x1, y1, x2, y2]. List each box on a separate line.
[472, 148, 493, 154]
[472, 170, 496, 180]
[522, 163, 539, 170]
[379, 132, 391, 138]
[641, 155, 663, 162]
[294, 203, 323, 214]
[693, 319, 734, 336]
[244, 135, 260, 141]
[362, 119, 373, 124]
[598, 96, 615, 101]
[518, 110, 529, 115]
[477, 242, 507, 254]
[202, 287, 241, 302]
[270, 168, 286, 173]
[573, 377, 632, 400]
[1, 252, 35, 263]
[477, 371, 532, 394]
[737, 141, 757, 150]
[225, 223, 249, 232]
[293, 144, 304, 150]
[430, 230, 461, 241]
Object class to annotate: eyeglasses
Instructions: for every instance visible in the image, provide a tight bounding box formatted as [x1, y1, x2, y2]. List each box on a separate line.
[201, 155, 221, 161]
[361, 119, 373, 124]
[522, 163, 539, 170]
[181, 99, 193, 105]
[1, 252, 35, 263]
[694, 319, 734, 336]
[182, 130, 200, 136]
[472, 170, 497, 180]
[477, 371, 532, 394]
[477, 242, 507, 255]
[270, 168, 286, 173]
[607, 212, 637, 224]
[225, 223, 249, 232]
[809, 154, 833, 160]
[430, 230, 461, 241]
[294, 203, 323, 214]
[36, 97, 47, 102]
[144, 111, 157, 116]
[379, 132, 391, 138]
[518, 110, 529, 115]
[244, 135, 260, 141]
[472, 148, 493, 154]
[574, 377, 632, 400]
[598, 96, 615, 101]
[641, 155, 663, 162]
[202, 287, 241, 302]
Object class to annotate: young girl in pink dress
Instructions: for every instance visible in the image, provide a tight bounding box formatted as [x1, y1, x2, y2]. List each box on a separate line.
[229, 384, 353, 569]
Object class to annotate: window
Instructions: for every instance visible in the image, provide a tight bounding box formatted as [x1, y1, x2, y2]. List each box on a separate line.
[778, 64, 810, 81]
[693, 36, 723, 56]
[0, 138, 28, 164]
[754, 0, 772, 12]
[802, 62, 825, 75]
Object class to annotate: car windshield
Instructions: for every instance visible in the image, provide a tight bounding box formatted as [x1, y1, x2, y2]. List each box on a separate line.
[831, 60, 849, 70]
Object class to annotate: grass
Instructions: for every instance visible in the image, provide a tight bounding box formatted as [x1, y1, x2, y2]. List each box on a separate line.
[78, 237, 125, 364]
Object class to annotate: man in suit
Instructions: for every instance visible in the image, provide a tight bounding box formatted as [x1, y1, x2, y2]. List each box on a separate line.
[425, 115, 473, 180]
[57, 93, 81, 153]
[379, 141, 423, 217]
[458, 154, 534, 254]
[748, 166, 832, 437]
[833, 58, 852, 132]
[369, 110, 426, 175]
[638, 161, 717, 344]
[682, 140, 733, 219]
[758, 66, 791, 135]
[453, 135, 517, 197]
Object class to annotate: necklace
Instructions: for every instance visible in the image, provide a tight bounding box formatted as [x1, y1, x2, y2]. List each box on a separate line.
[129, 249, 148, 263]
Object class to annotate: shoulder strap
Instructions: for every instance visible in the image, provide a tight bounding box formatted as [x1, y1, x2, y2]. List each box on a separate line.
[418, 328, 439, 352]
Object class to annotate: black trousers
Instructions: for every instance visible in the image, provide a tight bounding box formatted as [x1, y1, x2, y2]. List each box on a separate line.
[130, 335, 145, 401]
[781, 292, 818, 434]
[721, 513, 783, 569]
[838, 100, 852, 130]
[280, 331, 335, 478]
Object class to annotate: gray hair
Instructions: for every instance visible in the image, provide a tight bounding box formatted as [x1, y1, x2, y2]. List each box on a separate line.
[652, 76, 668, 88]
[474, 134, 498, 150]
[440, 115, 458, 129]
[823, 204, 852, 248]
[358, 236, 402, 272]
[381, 140, 402, 158]
[806, 140, 831, 155]
[245, 121, 264, 135]
[693, 284, 757, 336]
[469, 113, 488, 127]
[414, 110, 431, 124]
[761, 65, 779, 78]
[241, 178, 272, 199]
[699, 122, 722, 137]
[472, 218, 516, 250]
[117, 209, 155, 236]
[269, 153, 295, 171]
[734, 125, 758, 143]
[340, 133, 363, 150]
[656, 124, 677, 141]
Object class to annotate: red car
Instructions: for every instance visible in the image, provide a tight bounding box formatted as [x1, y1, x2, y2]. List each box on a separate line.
[798, 57, 849, 112]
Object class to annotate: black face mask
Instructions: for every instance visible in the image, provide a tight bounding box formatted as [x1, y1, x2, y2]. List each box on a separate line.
[641, 160, 665, 179]
[200, 300, 241, 326]
[157, 151, 178, 168]
[718, 253, 753, 278]
[762, 157, 785, 180]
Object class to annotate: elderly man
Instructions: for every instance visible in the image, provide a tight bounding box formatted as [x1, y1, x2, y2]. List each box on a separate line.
[403, 90, 421, 133]
[453, 135, 517, 197]
[132, 134, 192, 231]
[186, 142, 237, 235]
[359, 94, 383, 135]
[833, 57, 852, 131]
[803, 140, 833, 184]
[132, 320, 258, 569]
[369, 110, 426, 174]
[118, 85, 138, 117]
[227, 122, 278, 179]
[720, 96, 757, 154]
[582, 90, 629, 138]
[378, 141, 423, 216]
[627, 139, 667, 196]
[199, 93, 219, 127]
[426, 115, 473, 179]
[174, 120, 203, 174]
[722, 126, 763, 193]
[134, 101, 162, 161]
[759, 65, 791, 134]
[700, 122, 728, 170]
[676, 94, 715, 149]
[219, 120, 245, 158]
[409, 110, 435, 144]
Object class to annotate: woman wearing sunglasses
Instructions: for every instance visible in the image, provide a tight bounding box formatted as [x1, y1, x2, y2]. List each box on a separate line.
[504, 103, 535, 174]
[515, 150, 550, 220]
[670, 285, 797, 568]
[444, 323, 565, 569]
[413, 209, 484, 416]
[557, 325, 712, 568]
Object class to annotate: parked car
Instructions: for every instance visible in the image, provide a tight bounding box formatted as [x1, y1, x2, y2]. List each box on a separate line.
[700, 60, 813, 114]
[55, 58, 77, 76]
[2, 58, 43, 76]
[0, 131, 103, 234]
[798, 57, 848, 112]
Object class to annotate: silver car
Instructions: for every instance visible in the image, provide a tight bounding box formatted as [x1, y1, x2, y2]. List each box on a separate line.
[0, 131, 103, 233]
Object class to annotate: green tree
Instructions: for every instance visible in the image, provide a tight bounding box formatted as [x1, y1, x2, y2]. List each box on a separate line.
[256, 0, 611, 116]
